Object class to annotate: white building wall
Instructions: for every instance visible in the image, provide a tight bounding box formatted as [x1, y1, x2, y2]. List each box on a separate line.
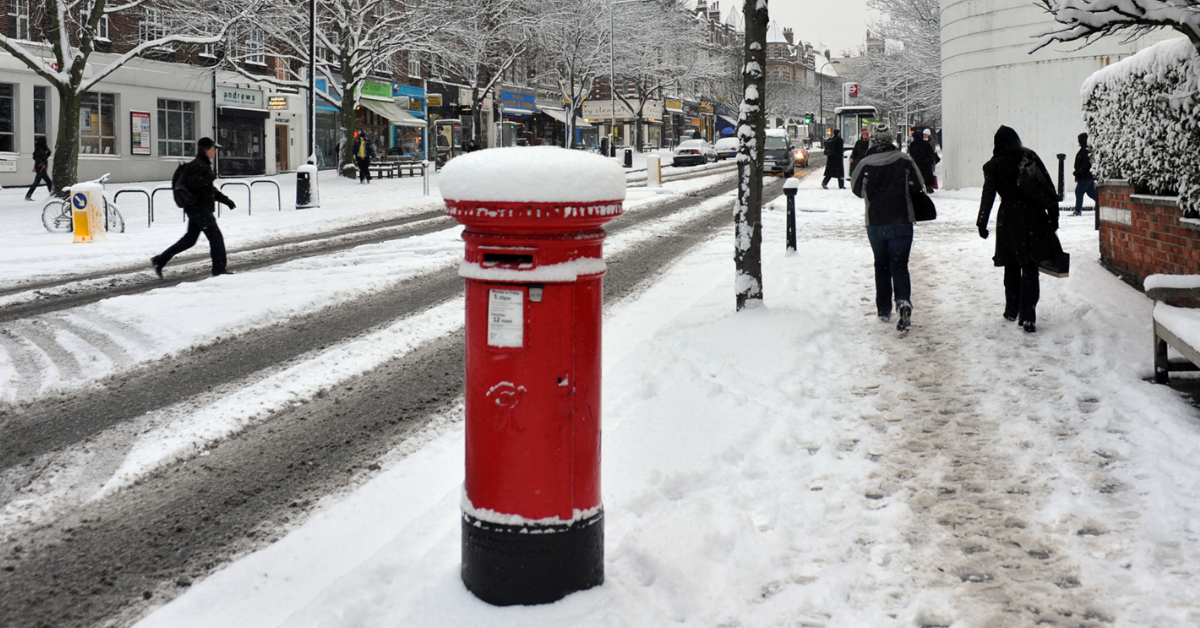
[940, 0, 1171, 189]
[0, 49, 214, 187]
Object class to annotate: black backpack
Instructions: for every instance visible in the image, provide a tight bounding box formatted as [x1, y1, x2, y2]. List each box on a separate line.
[1016, 149, 1058, 211]
[172, 161, 197, 208]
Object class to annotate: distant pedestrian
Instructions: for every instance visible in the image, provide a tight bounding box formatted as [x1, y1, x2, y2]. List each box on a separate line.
[908, 128, 940, 193]
[851, 124, 929, 331]
[822, 129, 845, 189]
[848, 128, 870, 178]
[465, 139, 481, 153]
[692, 130, 702, 140]
[1073, 132, 1097, 216]
[353, 133, 376, 184]
[151, 137, 236, 278]
[976, 126, 1063, 333]
[25, 136, 52, 201]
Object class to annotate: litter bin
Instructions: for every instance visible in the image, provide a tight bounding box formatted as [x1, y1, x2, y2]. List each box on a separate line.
[296, 163, 319, 209]
[441, 146, 626, 606]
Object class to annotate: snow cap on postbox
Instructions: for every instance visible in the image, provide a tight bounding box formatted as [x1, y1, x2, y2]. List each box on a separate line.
[441, 146, 626, 204]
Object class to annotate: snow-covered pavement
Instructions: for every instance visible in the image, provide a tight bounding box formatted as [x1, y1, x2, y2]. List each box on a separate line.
[131, 175, 1200, 627]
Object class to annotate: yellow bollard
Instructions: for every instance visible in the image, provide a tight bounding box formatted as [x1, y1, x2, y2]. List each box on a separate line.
[70, 183, 105, 243]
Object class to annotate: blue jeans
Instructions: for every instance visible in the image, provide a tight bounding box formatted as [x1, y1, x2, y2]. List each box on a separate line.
[1074, 179, 1097, 214]
[867, 224, 913, 316]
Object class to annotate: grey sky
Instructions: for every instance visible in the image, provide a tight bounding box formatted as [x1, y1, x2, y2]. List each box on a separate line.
[727, 0, 872, 58]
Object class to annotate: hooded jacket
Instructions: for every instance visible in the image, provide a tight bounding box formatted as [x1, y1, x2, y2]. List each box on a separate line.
[851, 143, 926, 226]
[977, 126, 1063, 267]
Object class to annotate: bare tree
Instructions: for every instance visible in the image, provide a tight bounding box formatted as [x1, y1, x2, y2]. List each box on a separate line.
[242, 0, 450, 174]
[0, 0, 256, 195]
[1034, 0, 1200, 55]
[435, 0, 539, 147]
[764, 77, 819, 123]
[531, 0, 608, 149]
[861, 0, 942, 127]
[611, 0, 723, 150]
[735, 0, 767, 311]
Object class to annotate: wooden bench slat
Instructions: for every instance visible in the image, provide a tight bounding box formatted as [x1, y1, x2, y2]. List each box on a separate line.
[1146, 287, 1200, 301]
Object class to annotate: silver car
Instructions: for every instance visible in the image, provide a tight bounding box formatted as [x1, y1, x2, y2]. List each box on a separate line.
[672, 140, 717, 167]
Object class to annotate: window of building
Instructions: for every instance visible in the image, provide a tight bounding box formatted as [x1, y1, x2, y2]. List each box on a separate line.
[34, 85, 48, 142]
[79, 92, 117, 155]
[7, 0, 30, 40]
[140, 7, 167, 43]
[246, 27, 265, 65]
[408, 54, 421, 78]
[0, 84, 14, 153]
[157, 99, 196, 157]
[85, 1, 110, 40]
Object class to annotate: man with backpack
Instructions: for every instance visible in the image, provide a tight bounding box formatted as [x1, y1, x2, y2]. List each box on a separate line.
[151, 137, 237, 278]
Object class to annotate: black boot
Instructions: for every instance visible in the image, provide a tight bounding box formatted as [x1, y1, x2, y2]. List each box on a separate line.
[150, 256, 165, 279]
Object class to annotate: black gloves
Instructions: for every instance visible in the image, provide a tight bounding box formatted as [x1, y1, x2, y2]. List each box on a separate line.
[228, 201, 237, 210]
[978, 225, 989, 239]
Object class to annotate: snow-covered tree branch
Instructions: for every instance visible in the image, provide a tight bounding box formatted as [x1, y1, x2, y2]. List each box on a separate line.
[861, 0, 942, 127]
[530, 0, 609, 149]
[1034, 0, 1200, 56]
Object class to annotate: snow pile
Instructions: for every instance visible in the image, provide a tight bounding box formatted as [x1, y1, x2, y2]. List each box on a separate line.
[1082, 37, 1199, 216]
[439, 146, 626, 204]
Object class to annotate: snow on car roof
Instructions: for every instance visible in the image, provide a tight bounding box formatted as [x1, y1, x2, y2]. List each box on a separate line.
[440, 146, 626, 203]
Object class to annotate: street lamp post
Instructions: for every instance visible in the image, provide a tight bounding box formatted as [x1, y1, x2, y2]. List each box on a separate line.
[815, 58, 837, 140]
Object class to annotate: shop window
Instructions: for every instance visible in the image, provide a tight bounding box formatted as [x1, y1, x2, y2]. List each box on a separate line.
[7, 0, 29, 40]
[0, 84, 13, 153]
[80, 92, 117, 155]
[34, 85, 48, 142]
[140, 7, 167, 43]
[157, 98, 196, 157]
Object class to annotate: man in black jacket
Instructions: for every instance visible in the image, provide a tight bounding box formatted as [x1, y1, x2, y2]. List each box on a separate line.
[851, 125, 928, 331]
[1073, 132, 1096, 216]
[908, 128, 940, 193]
[821, 129, 845, 189]
[151, 137, 236, 278]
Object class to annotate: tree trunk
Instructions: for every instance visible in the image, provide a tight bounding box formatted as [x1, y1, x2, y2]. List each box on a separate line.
[339, 100, 357, 177]
[50, 88, 82, 199]
[471, 85, 484, 147]
[734, 0, 767, 311]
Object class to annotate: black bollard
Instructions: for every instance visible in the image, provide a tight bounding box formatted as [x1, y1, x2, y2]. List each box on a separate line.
[1056, 153, 1066, 202]
[783, 177, 799, 251]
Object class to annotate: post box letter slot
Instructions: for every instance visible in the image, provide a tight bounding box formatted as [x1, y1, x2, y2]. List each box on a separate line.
[483, 253, 534, 269]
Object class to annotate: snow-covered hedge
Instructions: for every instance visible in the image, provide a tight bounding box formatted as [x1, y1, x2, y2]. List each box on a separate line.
[1082, 38, 1200, 217]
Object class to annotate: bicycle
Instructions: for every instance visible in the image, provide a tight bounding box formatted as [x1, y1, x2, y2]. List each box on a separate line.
[41, 172, 125, 234]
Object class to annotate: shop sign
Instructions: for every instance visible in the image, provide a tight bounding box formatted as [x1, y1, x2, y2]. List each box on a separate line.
[217, 86, 263, 109]
[361, 80, 391, 100]
[0, 160, 15, 173]
[268, 96, 288, 109]
[664, 98, 683, 112]
[499, 91, 535, 113]
[699, 102, 714, 114]
[130, 111, 151, 155]
[427, 94, 443, 107]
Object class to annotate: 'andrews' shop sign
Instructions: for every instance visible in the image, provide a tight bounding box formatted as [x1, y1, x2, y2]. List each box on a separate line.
[500, 91, 535, 115]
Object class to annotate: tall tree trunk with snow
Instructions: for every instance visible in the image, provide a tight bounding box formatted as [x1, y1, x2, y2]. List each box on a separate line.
[734, 0, 767, 311]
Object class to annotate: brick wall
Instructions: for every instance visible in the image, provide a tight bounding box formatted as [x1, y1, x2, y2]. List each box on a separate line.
[1099, 180, 1196, 283]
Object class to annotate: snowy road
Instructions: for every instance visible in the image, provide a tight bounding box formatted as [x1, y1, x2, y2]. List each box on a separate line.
[0, 164, 790, 627]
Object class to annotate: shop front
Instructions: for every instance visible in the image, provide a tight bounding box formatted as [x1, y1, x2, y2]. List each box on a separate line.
[314, 79, 341, 170]
[392, 83, 427, 159]
[699, 101, 716, 142]
[216, 85, 267, 177]
[497, 90, 534, 147]
[664, 98, 684, 148]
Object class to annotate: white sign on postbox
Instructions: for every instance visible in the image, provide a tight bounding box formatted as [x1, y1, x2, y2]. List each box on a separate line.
[487, 289, 524, 348]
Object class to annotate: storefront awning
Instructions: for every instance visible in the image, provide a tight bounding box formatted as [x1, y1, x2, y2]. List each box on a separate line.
[359, 99, 426, 128]
[219, 106, 270, 119]
[537, 107, 592, 128]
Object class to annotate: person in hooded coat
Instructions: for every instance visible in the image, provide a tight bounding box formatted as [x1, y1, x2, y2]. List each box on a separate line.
[908, 129, 940, 192]
[976, 126, 1063, 333]
[822, 129, 845, 189]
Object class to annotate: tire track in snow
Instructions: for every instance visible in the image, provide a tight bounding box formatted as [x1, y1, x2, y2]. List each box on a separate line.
[865, 218, 1115, 627]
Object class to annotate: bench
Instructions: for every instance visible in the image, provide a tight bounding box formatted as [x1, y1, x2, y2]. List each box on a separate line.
[365, 161, 426, 179]
[1146, 274, 1200, 384]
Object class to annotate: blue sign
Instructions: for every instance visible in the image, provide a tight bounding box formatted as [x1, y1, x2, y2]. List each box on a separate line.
[392, 84, 425, 99]
[72, 193, 87, 209]
[500, 91, 535, 113]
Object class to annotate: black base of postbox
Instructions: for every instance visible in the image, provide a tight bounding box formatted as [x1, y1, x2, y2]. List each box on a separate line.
[461, 509, 604, 606]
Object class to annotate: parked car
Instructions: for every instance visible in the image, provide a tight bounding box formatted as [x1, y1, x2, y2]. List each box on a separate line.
[713, 137, 739, 160]
[672, 140, 717, 167]
[763, 132, 796, 177]
[789, 139, 809, 168]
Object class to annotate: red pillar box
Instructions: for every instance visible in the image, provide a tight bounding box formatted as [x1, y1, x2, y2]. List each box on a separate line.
[440, 146, 625, 606]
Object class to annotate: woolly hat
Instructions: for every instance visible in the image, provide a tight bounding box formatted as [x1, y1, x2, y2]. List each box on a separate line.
[869, 125, 893, 148]
[922, 128, 931, 136]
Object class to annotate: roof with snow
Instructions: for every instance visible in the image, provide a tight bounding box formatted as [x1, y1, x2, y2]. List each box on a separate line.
[766, 21, 787, 44]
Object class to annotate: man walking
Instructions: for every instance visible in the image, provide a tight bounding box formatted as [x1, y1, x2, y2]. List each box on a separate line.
[151, 137, 236, 278]
[1073, 132, 1097, 216]
[25, 136, 52, 201]
[908, 128, 940, 193]
[822, 129, 845, 189]
[353, 133, 375, 184]
[851, 125, 928, 332]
